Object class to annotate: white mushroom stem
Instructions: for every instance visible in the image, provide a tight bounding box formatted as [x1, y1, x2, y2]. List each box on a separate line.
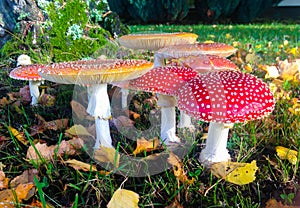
[153, 53, 165, 67]
[157, 94, 180, 144]
[29, 81, 41, 105]
[178, 111, 195, 129]
[121, 88, 129, 109]
[86, 84, 113, 149]
[199, 122, 232, 165]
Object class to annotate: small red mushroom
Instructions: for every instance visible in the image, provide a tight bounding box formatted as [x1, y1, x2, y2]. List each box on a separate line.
[114, 65, 198, 144]
[9, 64, 45, 105]
[177, 70, 275, 165]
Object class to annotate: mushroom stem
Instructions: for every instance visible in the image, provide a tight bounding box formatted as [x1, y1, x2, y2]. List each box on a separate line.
[86, 84, 113, 148]
[153, 54, 165, 67]
[157, 94, 180, 144]
[199, 122, 231, 165]
[121, 88, 129, 109]
[178, 111, 195, 129]
[29, 80, 41, 105]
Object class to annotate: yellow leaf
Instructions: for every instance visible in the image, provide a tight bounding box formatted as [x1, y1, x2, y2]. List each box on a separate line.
[261, 65, 280, 79]
[7, 126, 28, 145]
[65, 159, 97, 172]
[211, 160, 258, 185]
[65, 124, 93, 137]
[107, 189, 139, 208]
[94, 146, 120, 168]
[275, 146, 298, 165]
[167, 153, 195, 185]
[132, 137, 159, 155]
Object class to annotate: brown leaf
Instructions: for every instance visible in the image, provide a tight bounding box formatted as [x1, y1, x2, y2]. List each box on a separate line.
[112, 115, 135, 129]
[167, 152, 195, 184]
[38, 91, 56, 107]
[165, 198, 184, 208]
[19, 85, 31, 104]
[26, 137, 84, 162]
[65, 124, 93, 137]
[132, 137, 159, 155]
[70, 100, 93, 121]
[65, 159, 97, 172]
[0, 97, 10, 107]
[45, 118, 69, 131]
[9, 169, 39, 188]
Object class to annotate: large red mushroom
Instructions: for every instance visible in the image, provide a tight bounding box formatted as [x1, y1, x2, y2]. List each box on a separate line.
[177, 70, 275, 165]
[38, 59, 153, 149]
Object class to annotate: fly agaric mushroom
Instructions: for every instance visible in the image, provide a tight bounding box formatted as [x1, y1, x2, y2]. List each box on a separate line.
[170, 54, 239, 128]
[9, 63, 45, 106]
[171, 54, 239, 74]
[177, 70, 275, 165]
[38, 59, 153, 148]
[118, 32, 198, 108]
[154, 42, 237, 129]
[114, 65, 198, 144]
[156, 42, 237, 66]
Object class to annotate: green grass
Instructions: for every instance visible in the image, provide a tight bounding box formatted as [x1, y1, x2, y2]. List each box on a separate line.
[0, 23, 299, 207]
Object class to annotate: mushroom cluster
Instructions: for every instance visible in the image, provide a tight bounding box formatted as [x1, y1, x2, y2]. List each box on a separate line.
[8, 33, 275, 168]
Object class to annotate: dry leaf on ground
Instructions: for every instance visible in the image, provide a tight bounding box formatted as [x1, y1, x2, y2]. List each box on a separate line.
[0, 183, 35, 207]
[132, 137, 159, 155]
[26, 137, 84, 162]
[65, 124, 94, 139]
[0, 171, 9, 190]
[94, 146, 120, 168]
[275, 146, 298, 165]
[167, 152, 195, 185]
[211, 160, 258, 185]
[107, 189, 139, 208]
[7, 126, 28, 145]
[65, 159, 97, 172]
[9, 169, 39, 188]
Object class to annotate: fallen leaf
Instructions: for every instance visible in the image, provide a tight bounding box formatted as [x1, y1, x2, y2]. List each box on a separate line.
[167, 152, 195, 184]
[7, 126, 28, 145]
[277, 59, 300, 82]
[65, 159, 97, 172]
[260, 65, 280, 79]
[165, 198, 184, 208]
[107, 189, 139, 208]
[0, 171, 9, 189]
[38, 91, 56, 107]
[70, 100, 93, 121]
[275, 146, 298, 165]
[19, 85, 31, 104]
[132, 137, 159, 155]
[211, 160, 258, 185]
[0, 183, 35, 207]
[112, 115, 135, 129]
[0, 97, 10, 107]
[45, 118, 69, 131]
[15, 183, 35, 201]
[65, 124, 93, 138]
[26, 137, 84, 162]
[9, 169, 39, 188]
[94, 146, 120, 168]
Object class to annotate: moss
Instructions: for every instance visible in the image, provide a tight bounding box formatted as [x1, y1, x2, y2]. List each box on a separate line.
[0, 0, 129, 64]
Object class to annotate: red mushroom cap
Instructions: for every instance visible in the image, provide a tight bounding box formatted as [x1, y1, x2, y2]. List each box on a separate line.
[177, 70, 275, 123]
[115, 65, 198, 96]
[9, 64, 45, 81]
[170, 54, 239, 74]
